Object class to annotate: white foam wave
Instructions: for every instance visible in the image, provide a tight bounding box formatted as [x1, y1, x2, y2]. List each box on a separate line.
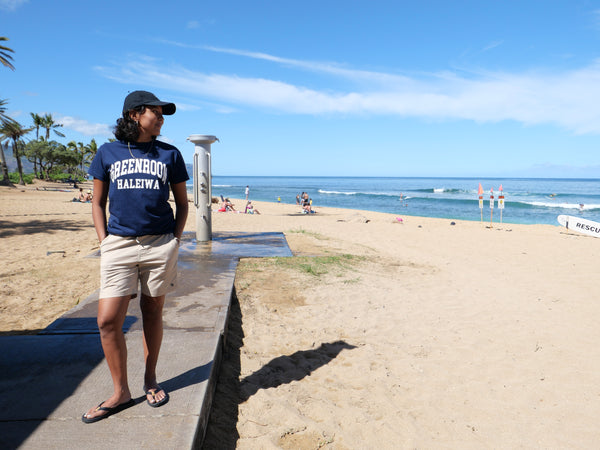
[525, 201, 600, 210]
[318, 189, 410, 198]
[319, 189, 357, 195]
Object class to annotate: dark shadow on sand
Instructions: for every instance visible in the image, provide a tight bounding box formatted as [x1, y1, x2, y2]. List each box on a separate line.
[239, 340, 356, 401]
[202, 288, 356, 449]
[0, 217, 94, 238]
[0, 328, 45, 336]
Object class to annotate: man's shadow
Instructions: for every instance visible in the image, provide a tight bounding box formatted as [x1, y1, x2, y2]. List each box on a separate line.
[201, 289, 356, 449]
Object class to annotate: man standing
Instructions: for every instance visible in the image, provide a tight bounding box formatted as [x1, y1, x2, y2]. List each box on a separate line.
[245, 185, 249, 201]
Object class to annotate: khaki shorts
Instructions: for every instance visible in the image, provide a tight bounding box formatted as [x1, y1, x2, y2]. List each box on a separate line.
[100, 233, 179, 298]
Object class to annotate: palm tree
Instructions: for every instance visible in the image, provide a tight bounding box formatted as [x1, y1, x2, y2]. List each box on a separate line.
[41, 113, 65, 140]
[0, 120, 33, 185]
[29, 113, 45, 177]
[30, 113, 43, 139]
[85, 138, 98, 169]
[0, 37, 15, 71]
[67, 140, 87, 176]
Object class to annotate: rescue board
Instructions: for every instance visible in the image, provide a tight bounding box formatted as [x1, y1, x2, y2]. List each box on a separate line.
[557, 215, 600, 238]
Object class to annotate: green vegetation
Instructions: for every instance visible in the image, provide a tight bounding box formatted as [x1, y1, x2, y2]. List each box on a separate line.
[288, 229, 329, 240]
[8, 172, 34, 184]
[242, 254, 364, 278]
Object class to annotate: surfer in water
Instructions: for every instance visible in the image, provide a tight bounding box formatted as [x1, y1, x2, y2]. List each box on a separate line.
[399, 193, 408, 207]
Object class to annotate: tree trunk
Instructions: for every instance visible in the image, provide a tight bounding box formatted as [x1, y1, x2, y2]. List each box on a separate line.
[12, 139, 24, 185]
[0, 141, 13, 186]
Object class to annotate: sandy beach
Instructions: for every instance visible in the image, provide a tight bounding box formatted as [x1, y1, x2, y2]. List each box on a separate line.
[2, 183, 600, 448]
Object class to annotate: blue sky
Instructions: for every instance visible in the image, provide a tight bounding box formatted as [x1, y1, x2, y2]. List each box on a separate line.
[1, 0, 599, 177]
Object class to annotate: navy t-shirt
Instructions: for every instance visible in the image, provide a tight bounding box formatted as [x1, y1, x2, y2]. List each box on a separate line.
[88, 139, 189, 236]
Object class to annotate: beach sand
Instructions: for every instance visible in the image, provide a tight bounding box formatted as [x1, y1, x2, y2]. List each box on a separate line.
[2, 184, 600, 448]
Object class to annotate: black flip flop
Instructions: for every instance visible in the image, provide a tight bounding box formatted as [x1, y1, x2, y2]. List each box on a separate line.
[81, 398, 135, 424]
[144, 386, 169, 408]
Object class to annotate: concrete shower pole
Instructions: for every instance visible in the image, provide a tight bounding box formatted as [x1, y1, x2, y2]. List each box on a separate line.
[188, 134, 218, 242]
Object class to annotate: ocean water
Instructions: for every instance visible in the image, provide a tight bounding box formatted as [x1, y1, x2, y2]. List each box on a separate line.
[187, 176, 600, 226]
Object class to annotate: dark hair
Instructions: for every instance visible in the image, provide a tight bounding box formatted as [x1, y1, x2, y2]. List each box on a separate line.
[113, 105, 146, 142]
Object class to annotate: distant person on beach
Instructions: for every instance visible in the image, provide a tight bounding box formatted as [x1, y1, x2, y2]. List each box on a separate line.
[245, 200, 260, 214]
[301, 192, 308, 205]
[400, 192, 407, 206]
[225, 198, 236, 211]
[73, 188, 92, 203]
[82, 90, 189, 423]
[296, 194, 300, 205]
[304, 201, 316, 214]
[218, 198, 236, 212]
[245, 185, 249, 201]
[302, 195, 314, 214]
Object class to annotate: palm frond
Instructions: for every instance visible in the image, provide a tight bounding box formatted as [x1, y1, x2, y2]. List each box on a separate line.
[0, 37, 15, 71]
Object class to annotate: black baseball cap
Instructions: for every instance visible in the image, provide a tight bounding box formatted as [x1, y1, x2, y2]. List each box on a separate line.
[122, 90, 176, 115]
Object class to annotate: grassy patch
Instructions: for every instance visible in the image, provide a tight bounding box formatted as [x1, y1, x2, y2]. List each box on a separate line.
[342, 277, 361, 284]
[240, 254, 363, 278]
[287, 228, 329, 240]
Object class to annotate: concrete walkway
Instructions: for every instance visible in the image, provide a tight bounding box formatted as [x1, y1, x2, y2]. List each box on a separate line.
[0, 231, 292, 450]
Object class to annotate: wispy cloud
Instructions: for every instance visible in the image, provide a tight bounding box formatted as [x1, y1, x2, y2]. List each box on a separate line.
[95, 50, 600, 134]
[57, 116, 112, 137]
[482, 40, 503, 52]
[172, 101, 203, 112]
[0, 0, 28, 12]
[156, 41, 411, 85]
